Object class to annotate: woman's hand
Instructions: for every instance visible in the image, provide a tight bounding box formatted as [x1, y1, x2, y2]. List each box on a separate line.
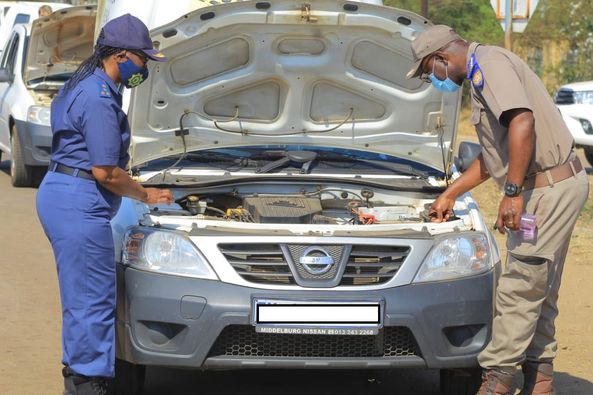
[92, 166, 174, 204]
[145, 188, 173, 204]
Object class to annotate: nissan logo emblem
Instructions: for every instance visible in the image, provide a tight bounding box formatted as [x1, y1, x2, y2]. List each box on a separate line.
[299, 246, 334, 275]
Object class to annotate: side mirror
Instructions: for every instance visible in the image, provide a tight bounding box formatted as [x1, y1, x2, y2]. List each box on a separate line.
[0, 68, 12, 83]
[454, 141, 481, 173]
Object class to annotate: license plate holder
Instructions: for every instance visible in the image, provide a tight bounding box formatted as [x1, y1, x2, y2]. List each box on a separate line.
[252, 299, 383, 335]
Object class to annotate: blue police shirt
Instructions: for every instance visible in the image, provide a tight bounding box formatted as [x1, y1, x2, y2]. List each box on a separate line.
[50, 68, 130, 171]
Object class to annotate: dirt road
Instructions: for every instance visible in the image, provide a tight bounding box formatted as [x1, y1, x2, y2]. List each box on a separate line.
[1, 157, 592, 395]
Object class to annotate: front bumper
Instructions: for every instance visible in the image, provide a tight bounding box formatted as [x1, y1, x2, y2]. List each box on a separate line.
[557, 105, 593, 147]
[14, 120, 51, 166]
[116, 265, 497, 370]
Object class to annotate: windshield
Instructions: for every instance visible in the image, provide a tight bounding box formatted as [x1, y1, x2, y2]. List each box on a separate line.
[136, 145, 444, 178]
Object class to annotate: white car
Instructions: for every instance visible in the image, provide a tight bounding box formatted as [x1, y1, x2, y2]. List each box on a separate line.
[0, 5, 95, 186]
[554, 80, 593, 165]
[111, 1, 501, 394]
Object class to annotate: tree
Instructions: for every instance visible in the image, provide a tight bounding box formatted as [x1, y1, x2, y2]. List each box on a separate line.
[384, 0, 504, 45]
[519, 0, 593, 85]
[382, 0, 593, 89]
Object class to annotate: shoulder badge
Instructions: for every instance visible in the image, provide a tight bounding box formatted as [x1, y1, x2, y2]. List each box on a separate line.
[472, 68, 484, 89]
[99, 82, 111, 98]
[467, 53, 485, 90]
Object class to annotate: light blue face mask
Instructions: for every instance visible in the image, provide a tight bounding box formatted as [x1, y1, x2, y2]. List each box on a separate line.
[429, 60, 461, 93]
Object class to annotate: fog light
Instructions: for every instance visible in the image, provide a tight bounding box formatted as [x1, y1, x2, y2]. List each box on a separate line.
[443, 324, 486, 348]
[139, 321, 186, 346]
[578, 119, 593, 135]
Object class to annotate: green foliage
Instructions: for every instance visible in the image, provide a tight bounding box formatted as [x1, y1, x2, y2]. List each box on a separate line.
[521, 0, 593, 85]
[382, 0, 593, 88]
[384, 0, 504, 45]
[383, 0, 421, 13]
[428, 0, 503, 45]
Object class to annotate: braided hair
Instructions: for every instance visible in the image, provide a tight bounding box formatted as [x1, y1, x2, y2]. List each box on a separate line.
[62, 29, 123, 93]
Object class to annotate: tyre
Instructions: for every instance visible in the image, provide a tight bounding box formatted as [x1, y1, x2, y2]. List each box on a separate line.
[583, 146, 593, 167]
[115, 358, 146, 395]
[10, 125, 34, 187]
[440, 368, 482, 395]
[32, 165, 47, 186]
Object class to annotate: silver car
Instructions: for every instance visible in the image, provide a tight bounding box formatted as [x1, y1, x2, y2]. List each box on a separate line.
[111, 1, 501, 394]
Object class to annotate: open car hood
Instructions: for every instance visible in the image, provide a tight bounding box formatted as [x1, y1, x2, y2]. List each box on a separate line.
[128, 0, 461, 174]
[24, 5, 96, 84]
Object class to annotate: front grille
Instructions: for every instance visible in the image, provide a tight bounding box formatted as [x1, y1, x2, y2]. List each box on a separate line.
[219, 243, 295, 285]
[554, 88, 575, 105]
[208, 325, 420, 358]
[219, 243, 410, 287]
[341, 245, 409, 286]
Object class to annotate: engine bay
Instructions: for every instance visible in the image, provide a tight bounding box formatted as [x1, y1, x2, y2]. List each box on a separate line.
[148, 184, 441, 226]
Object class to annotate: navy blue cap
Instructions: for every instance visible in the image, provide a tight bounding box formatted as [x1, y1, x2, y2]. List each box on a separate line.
[97, 13, 168, 62]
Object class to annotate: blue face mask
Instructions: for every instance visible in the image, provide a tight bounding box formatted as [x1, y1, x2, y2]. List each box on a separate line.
[428, 60, 461, 93]
[118, 58, 148, 88]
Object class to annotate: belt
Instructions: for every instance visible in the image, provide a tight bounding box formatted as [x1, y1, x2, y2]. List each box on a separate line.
[523, 156, 582, 190]
[49, 161, 95, 181]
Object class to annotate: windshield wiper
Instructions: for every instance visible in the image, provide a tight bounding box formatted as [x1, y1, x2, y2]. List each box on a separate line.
[256, 150, 318, 174]
[149, 150, 428, 179]
[253, 150, 428, 177]
[28, 73, 73, 85]
[351, 158, 428, 178]
[317, 152, 428, 178]
[182, 152, 245, 162]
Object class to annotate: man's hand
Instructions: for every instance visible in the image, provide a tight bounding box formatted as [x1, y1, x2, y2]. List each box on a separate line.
[145, 187, 174, 204]
[495, 195, 524, 233]
[495, 108, 532, 234]
[429, 193, 456, 222]
[428, 153, 490, 223]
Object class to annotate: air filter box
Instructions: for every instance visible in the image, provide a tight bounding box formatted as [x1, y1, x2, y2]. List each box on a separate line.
[243, 196, 322, 224]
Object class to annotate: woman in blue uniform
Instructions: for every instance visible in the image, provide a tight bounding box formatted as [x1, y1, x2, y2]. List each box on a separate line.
[36, 14, 172, 395]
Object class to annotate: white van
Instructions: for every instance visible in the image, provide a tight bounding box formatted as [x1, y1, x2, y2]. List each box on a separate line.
[0, 5, 95, 186]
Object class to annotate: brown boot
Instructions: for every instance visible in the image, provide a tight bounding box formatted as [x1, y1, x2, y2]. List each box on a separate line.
[476, 368, 514, 395]
[520, 361, 555, 395]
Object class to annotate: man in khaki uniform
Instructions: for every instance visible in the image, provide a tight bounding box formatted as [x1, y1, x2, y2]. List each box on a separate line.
[407, 25, 589, 395]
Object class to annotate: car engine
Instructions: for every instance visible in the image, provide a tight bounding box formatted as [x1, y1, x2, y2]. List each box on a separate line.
[148, 185, 436, 226]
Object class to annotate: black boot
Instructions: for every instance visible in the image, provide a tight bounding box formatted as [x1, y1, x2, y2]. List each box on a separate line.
[63, 366, 76, 395]
[72, 377, 111, 395]
[62, 366, 113, 395]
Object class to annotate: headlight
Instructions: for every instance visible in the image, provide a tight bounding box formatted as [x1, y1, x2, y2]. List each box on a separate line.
[27, 105, 51, 126]
[122, 227, 217, 280]
[413, 233, 492, 283]
[574, 90, 593, 105]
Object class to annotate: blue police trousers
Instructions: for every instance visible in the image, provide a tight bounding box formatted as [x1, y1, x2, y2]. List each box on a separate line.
[36, 171, 121, 378]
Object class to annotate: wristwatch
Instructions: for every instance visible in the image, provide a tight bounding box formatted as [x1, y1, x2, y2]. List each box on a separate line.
[504, 182, 522, 197]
